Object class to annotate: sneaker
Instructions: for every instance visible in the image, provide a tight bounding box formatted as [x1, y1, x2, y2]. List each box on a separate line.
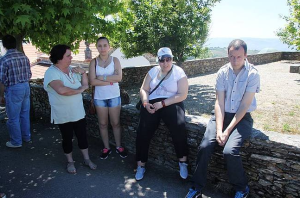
[234, 186, 249, 198]
[116, 147, 128, 158]
[185, 187, 202, 198]
[6, 141, 22, 148]
[100, 148, 112, 159]
[179, 161, 188, 179]
[135, 166, 146, 181]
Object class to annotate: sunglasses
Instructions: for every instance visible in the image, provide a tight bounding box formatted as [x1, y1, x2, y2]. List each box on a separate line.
[159, 57, 172, 63]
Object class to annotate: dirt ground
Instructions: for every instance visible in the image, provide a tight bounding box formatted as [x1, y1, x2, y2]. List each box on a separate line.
[126, 60, 300, 135]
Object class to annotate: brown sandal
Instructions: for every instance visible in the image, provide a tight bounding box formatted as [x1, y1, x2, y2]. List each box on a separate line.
[66, 161, 76, 174]
[83, 159, 97, 170]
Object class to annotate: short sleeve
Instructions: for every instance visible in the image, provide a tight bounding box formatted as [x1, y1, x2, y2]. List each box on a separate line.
[174, 66, 187, 80]
[246, 72, 260, 93]
[215, 69, 225, 91]
[43, 67, 60, 91]
[148, 66, 160, 79]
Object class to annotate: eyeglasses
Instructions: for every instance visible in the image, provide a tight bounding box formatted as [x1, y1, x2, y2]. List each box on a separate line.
[159, 57, 172, 63]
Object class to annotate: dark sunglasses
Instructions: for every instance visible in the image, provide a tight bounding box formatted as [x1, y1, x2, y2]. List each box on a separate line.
[159, 57, 172, 63]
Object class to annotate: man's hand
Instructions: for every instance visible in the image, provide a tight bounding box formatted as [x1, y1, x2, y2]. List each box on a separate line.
[216, 130, 229, 146]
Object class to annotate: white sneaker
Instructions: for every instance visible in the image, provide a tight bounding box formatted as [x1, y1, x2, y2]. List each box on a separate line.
[179, 162, 188, 179]
[6, 141, 22, 148]
[135, 166, 146, 181]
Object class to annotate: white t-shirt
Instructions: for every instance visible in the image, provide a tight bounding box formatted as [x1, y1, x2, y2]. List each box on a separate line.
[148, 65, 186, 100]
[94, 57, 120, 100]
[43, 65, 86, 124]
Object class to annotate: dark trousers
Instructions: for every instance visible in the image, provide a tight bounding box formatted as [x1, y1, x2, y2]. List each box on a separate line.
[58, 118, 88, 154]
[136, 98, 188, 163]
[192, 112, 253, 191]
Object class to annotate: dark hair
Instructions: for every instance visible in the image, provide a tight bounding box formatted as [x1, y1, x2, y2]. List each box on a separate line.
[227, 39, 247, 54]
[96, 36, 110, 45]
[2, 35, 17, 49]
[49, 44, 71, 64]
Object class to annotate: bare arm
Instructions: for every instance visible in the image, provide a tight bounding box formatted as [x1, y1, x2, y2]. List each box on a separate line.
[215, 90, 225, 145]
[49, 80, 88, 96]
[72, 67, 88, 86]
[96, 57, 122, 83]
[153, 76, 189, 110]
[88, 58, 110, 86]
[218, 92, 256, 146]
[140, 73, 156, 114]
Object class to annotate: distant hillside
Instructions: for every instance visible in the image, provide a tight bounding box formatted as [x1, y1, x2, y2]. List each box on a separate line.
[205, 37, 296, 51]
[209, 47, 259, 58]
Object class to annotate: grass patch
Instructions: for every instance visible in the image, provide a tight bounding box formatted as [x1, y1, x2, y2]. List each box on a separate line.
[288, 111, 295, 116]
[282, 123, 291, 132]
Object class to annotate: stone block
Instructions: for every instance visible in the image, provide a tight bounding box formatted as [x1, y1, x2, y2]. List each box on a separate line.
[290, 65, 300, 73]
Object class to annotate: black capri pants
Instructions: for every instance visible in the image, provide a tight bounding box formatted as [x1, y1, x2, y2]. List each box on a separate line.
[136, 98, 188, 163]
[58, 118, 88, 154]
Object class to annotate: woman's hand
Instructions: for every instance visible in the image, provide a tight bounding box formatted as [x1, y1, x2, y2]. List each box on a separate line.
[145, 103, 156, 114]
[72, 67, 86, 75]
[153, 101, 163, 111]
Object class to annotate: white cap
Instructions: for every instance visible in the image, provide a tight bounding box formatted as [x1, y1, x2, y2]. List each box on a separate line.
[157, 47, 173, 60]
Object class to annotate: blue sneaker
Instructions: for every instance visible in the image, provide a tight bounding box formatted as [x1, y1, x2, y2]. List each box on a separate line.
[135, 166, 145, 181]
[179, 162, 188, 179]
[185, 187, 202, 198]
[234, 186, 249, 198]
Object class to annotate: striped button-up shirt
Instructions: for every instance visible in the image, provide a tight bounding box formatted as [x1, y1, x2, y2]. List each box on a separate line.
[215, 59, 260, 113]
[0, 49, 32, 87]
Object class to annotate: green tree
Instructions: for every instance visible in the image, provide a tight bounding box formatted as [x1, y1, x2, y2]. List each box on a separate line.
[276, 0, 300, 50]
[0, 0, 122, 53]
[112, 0, 220, 65]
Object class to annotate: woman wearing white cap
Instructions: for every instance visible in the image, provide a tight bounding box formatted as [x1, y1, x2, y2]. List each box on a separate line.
[135, 47, 189, 180]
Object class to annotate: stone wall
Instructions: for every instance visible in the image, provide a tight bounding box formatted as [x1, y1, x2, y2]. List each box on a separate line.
[30, 83, 300, 198]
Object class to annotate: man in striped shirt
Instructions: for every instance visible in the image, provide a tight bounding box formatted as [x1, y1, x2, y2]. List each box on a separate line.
[0, 35, 32, 148]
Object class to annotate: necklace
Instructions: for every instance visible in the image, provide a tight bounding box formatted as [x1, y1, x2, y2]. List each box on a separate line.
[98, 55, 110, 67]
[53, 65, 76, 84]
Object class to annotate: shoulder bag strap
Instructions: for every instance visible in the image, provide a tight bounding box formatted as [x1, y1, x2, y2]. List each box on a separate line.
[149, 65, 173, 96]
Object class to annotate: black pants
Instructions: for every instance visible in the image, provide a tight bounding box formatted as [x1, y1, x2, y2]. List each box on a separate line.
[58, 118, 88, 154]
[136, 98, 188, 163]
[191, 112, 253, 191]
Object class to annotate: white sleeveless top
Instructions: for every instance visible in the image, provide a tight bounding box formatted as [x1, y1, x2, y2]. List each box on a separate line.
[94, 57, 120, 100]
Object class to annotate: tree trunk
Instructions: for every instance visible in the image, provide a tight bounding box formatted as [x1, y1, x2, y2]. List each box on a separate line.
[14, 34, 24, 53]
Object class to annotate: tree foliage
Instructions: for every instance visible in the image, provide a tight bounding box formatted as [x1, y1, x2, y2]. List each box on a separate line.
[0, 0, 122, 53]
[276, 0, 300, 50]
[112, 0, 220, 64]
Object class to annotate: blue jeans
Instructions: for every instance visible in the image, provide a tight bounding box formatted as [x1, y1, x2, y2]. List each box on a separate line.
[5, 82, 31, 146]
[191, 112, 253, 192]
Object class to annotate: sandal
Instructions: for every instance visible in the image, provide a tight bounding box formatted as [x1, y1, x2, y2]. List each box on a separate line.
[66, 161, 76, 174]
[83, 159, 97, 170]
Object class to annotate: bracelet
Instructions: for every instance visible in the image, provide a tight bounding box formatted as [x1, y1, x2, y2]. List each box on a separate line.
[103, 75, 107, 81]
[161, 100, 166, 107]
[143, 102, 148, 108]
[110, 82, 113, 85]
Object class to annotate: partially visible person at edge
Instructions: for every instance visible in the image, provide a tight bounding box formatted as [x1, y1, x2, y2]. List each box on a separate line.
[135, 47, 189, 181]
[185, 39, 260, 198]
[44, 44, 97, 174]
[0, 35, 31, 148]
[89, 37, 127, 159]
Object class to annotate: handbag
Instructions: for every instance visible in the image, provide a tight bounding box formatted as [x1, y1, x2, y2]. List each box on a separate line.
[136, 66, 173, 110]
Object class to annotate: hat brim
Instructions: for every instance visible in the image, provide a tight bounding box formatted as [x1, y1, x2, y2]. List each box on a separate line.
[158, 54, 173, 60]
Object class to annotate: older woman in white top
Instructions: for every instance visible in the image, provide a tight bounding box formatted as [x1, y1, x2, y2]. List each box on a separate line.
[89, 37, 127, 159]
[135, 47, 189, 181]
[44, 44, 96, 174]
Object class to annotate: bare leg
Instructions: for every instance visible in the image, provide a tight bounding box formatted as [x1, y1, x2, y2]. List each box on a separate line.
[137, 161, 146, 167]
[96, 106, 110, 148]
[81, 148, 97, 169]
[65, 152, 74, 162]
[108, 105, 121, 147]
[179, 156, 187, 162]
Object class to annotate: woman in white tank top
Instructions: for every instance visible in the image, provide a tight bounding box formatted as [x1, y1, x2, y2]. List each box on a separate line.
[89, 37, 127, 159]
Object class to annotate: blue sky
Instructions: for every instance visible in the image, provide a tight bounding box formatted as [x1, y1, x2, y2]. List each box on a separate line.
[209, 0, 290, 38]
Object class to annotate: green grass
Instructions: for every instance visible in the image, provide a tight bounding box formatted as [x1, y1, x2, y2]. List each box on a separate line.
[283, 123, 291, 132]
[289, 111, 295, 116]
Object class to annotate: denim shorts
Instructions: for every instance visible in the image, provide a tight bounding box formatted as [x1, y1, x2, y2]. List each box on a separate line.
[94, 96, 121, 108]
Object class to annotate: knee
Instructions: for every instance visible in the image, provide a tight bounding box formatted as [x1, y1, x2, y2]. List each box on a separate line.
[223, 146, 238, 157]
[111, 122, 121, 129]
[99, 123, 108, 130]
